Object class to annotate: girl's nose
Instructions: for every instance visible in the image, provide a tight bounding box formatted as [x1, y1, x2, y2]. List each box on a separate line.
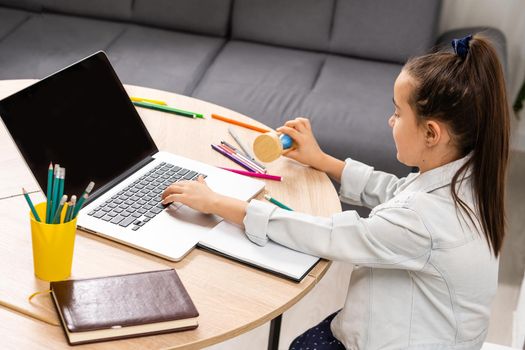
[388, 115, 395, 128]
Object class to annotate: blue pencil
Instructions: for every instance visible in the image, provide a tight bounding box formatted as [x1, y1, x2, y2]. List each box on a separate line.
[23, 188, 41, 222]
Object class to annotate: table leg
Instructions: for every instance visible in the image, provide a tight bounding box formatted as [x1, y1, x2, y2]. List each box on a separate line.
[268, 314, 282, 350]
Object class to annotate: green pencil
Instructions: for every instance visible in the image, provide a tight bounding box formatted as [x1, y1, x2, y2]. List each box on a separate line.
[132, 101, 203, 119]
[23, 188, 41, 222]
[65, 195, 77, 222]
[50, 164, 60, 220]
[46, 162, 53, 223]
[264, 194, 293, 211]
[57, 167, 65, 211]
[52, 195, 67, 224]
[72, 181, 95, 218]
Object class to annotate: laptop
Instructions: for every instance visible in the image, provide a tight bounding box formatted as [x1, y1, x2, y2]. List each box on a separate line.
[0, 51, 265, 261]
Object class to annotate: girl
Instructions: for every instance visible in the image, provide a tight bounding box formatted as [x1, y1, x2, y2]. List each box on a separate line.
[161, 34, 509, 350]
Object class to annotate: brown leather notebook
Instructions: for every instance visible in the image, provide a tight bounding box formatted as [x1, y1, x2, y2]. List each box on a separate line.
[50, 269, 199, 345]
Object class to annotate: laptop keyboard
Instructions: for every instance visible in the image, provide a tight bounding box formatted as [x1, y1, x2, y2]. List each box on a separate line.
[87, 162, 206, 231]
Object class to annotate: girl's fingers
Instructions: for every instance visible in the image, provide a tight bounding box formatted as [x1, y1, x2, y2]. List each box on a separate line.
[296, 117, 311, 130]
[277, 125, 301, 140]
[162, 183, 185, 200]
[162, 193, 185, 205]
[283, 118, 307, 132]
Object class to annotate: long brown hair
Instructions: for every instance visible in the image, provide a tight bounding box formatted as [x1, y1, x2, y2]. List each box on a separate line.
[403, 34, 509, 256]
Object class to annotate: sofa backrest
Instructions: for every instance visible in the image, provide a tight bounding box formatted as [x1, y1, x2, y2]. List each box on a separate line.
[43, 0, 132, 21]
[132, 0, 233, 37]
[232, 0, 442, 63]
[329, 0, 442, 63]
[0, 0, 42, 12]
[0, 0, 133, 20]
[0, 0, 441, 61]
[231, 0, 334, 52]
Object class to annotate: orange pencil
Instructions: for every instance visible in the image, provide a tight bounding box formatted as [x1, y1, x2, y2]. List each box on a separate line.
[211, 113, 270, 133]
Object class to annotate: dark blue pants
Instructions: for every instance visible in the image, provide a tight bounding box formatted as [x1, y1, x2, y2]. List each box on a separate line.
[289, 312, 346, 350]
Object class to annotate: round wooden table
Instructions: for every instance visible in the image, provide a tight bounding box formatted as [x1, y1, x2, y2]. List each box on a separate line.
[0, 80, 342, 349]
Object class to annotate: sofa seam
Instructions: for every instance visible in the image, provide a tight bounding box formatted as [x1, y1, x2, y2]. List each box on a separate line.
[0, 12, 33, 44]
[327, 0, 338, 44]
[102, 25, 129, 53]
[187, 40, 229, 97]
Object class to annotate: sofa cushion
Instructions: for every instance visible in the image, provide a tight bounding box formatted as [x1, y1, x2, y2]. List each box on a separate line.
[133, 0, 232, 37]
[192, 40, 325, 128]
[107, 25, 225, 95]
[0, 7, 31, 39]
[330, 0, 441, 64]
[232, 0, 335, 52]
[296, 55, 408, 175]
[0, 13, 124, 80]
[42, 0, 132, 21]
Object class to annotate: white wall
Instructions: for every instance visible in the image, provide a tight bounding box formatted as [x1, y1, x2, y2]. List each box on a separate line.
[439, 0, 525, 151]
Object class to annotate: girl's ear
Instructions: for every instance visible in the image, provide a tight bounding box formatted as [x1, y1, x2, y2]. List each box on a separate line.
[424, 120, 441, 147]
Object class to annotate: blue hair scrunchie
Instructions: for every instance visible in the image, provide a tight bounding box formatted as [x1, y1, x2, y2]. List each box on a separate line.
[451, 34, 473, 59]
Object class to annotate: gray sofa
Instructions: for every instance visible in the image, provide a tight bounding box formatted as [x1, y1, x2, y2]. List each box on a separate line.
[0, 0, 506, 180]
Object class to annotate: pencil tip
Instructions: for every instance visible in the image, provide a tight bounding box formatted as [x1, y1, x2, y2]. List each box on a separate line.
[22, 187, 26, 193]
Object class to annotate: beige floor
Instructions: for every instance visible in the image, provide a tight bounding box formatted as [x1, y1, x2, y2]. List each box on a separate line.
[206, 150, 525, 350]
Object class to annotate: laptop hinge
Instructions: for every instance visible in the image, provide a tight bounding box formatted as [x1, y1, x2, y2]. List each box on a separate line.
[85, 156, 155, 205]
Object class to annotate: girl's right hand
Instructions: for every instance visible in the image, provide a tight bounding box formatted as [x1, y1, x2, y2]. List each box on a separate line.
[276, 117, 326, 170]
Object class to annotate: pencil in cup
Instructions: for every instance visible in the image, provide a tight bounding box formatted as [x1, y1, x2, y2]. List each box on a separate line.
[23, 188, 41, 222]
[72, 181, 95, 219]
[46, 162, 53, 223]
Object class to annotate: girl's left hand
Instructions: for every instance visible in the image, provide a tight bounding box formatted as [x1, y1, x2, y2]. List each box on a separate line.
[161, 175, 218, 214]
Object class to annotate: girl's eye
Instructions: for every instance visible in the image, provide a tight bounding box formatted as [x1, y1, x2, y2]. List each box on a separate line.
[394, 112, 400, 118]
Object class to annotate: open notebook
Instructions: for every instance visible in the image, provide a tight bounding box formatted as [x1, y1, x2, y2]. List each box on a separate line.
[198, 221, 320, 282]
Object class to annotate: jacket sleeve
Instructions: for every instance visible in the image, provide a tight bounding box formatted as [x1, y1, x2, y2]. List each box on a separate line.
[339, 158, 411, 208]
[243, 198, 431, 271]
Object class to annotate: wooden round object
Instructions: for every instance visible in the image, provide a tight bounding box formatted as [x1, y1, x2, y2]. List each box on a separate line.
[253, 133, 283, 162]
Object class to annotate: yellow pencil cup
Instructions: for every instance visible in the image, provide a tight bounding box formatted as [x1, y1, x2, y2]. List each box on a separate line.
[30, 202, 77, 282]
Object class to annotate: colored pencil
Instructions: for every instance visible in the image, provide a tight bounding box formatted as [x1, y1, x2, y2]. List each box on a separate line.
[216, 143, 265, 173]
[220, 142, 266, 173]
[72, 181, 95, 218]
[52, 195, 67, 224]
[57, 167, 65, 210]
[133, 101, 204, 118]
[211, 114, 270, 133]
[130, 96, 167, 105]
[50, 164, 60, 220]
[220, 167, 282, 181]
[264, 194, 293, 211]
[211, 144, 260, 173]
[22, 188, 41, 222]
[228, 127, 262, 162]
[46, 162, 53, 223]
[66, 195, 77, 222]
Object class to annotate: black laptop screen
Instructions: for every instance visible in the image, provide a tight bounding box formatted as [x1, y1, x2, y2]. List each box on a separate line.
[0, 52, 158, 199]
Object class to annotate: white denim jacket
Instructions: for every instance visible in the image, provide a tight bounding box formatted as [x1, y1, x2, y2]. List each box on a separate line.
[243, 155, 498, 350]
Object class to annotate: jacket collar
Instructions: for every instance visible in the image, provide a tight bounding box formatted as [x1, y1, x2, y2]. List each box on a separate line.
[394, 153, 473, 196]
